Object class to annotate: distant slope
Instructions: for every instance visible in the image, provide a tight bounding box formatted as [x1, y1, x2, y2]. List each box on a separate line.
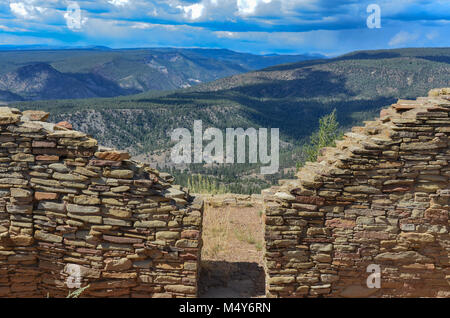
[0, 47, 322, 101]
[193, 47, 450, 99]
[0, 63, 135, 100]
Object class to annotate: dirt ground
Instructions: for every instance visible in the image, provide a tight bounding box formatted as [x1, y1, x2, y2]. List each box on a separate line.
[198, 204, 266, 298]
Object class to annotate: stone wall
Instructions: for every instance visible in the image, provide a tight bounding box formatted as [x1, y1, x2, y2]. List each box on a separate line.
[200, 194, 263, 208]
[263, 88, 450, 298]
[0, 107, 203, 298]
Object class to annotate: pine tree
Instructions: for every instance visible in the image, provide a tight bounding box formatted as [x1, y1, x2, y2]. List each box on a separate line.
[297, 109, 341, 169]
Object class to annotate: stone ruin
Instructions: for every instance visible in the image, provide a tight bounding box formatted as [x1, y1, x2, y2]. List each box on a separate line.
[1, 88, 450, 298]
[263, 88, 450, 297]
[0, 107, 203, 297]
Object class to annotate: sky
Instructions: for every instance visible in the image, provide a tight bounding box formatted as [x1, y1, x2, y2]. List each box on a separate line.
[0, 0, 449, 56]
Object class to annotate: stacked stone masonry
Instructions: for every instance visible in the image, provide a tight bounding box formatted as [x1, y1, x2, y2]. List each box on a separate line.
[263, 88, 450, 298]
[0, 107, 203, 298]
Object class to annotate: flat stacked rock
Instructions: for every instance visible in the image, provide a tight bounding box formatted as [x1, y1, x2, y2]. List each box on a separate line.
[0, 108, 203, 298]
[263, 88, 450, 298]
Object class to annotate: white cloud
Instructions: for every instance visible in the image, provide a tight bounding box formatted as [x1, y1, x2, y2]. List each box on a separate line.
[237, 0, 271, 16]
[131, 22, 152, 29]
[388, 31, 419, 46]
[10, 2, 29, 18]
[215, 31, 239, 38]
[177, 3, 205, 20]
[9, 1, 47, 19]
[426, 31, 438, 40]
[0, 24, 24, 32]
[9, 0, 60, 21]
[149, 8, 158, 16]
[108, 0, 130, 7]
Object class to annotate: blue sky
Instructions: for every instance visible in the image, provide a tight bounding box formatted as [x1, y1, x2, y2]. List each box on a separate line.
[0, 0, 449, 56]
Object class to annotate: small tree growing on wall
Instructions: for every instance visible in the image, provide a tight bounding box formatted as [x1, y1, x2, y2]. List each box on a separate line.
[297, 109, 342, 169]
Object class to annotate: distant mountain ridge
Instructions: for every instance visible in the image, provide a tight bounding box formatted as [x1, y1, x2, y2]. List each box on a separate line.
[191, 47, 450, 97]
[0, 63, 136, 100]
[0, 47, 323, 101]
